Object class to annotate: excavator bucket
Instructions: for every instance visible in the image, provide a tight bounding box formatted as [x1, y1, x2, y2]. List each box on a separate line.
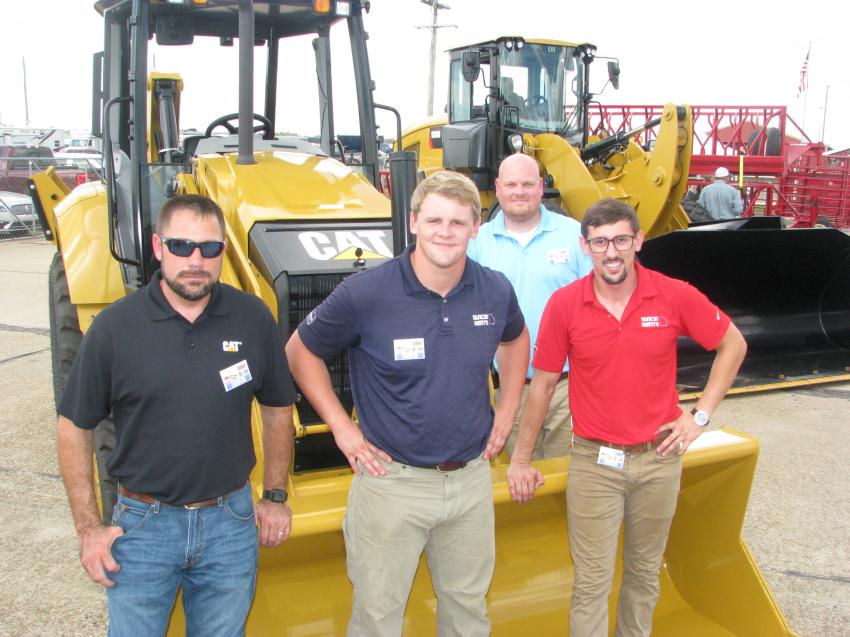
[640, 218, 850, 393]
[164, 429, 793, 636]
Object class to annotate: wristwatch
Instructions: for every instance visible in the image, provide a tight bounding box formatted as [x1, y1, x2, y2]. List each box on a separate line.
[690, 408, 710, 427]
[262, 488, 288, 503]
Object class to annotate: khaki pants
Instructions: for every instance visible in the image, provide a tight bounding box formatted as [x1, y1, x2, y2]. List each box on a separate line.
[343, 456, 494, 637]
[500, 376, 572, 459]
[567, 436, 682, 637]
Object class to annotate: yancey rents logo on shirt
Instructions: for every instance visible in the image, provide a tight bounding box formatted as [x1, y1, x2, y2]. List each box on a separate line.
[472, 313, 496, 327]
[640, 315, 669, 328]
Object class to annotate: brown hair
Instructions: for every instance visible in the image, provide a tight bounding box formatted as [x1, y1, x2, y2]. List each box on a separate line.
[156, 194, 225, 236]
[410, 170, 481, 221]
[580, 198, 639, 238]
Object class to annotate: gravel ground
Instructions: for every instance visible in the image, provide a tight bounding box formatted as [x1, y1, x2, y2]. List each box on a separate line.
[1, 237, 848, 636]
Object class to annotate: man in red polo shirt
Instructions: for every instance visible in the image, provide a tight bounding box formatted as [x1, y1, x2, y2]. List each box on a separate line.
[507, 198, 746, 637]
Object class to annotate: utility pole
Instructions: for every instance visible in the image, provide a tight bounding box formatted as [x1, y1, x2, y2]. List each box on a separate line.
[417, 0, 455, 117]
[820, 84, 830, 145]
[22, 57, 30, 127]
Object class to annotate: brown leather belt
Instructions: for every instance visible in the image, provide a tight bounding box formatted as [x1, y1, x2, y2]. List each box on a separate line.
[576, 429, 671, 454]
[118, 485, 233, 509]
[429, 461, 467, 472]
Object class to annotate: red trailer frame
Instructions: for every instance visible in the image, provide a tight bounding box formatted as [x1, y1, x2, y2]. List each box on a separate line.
[588, 105, 850, 228]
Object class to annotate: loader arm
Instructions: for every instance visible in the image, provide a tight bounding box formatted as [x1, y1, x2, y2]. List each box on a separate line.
[536, 103, 692, 237]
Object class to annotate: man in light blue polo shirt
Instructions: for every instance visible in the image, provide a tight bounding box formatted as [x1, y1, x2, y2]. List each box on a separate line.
[468, 153, 592, 459]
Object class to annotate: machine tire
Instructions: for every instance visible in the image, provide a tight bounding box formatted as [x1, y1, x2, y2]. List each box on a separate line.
[747, 127, 782, 156]
[49, 253, 118, 523]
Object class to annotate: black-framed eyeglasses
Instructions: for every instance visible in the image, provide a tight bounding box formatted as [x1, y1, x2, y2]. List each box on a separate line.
[587, 234, 635, 253]
[159, 236, 225, 258]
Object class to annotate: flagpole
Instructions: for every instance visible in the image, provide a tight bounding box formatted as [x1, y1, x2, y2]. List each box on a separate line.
[802, 89, 808, 133]
[801, 42, 810, 134]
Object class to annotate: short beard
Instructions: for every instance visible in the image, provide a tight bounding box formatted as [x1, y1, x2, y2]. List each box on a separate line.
[599, 258, 627, 285]
[501, 201, 539, 221]
[163, 270, 214, 301]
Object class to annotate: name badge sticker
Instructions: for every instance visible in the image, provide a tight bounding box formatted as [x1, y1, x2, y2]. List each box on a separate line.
[220, 359, 252, 392]
[394, 338, 425, 361]
[597, 445, 625, 470]
[547, 248, 570, 264]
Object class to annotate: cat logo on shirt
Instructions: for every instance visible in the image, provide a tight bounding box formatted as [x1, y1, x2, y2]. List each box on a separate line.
[223, 340, 242, 352]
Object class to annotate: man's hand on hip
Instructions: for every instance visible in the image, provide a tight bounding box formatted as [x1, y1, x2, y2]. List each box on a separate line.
[78, 524, 123, 587]
[506, 461, 545, 504]
[655, 410, 704, 456]
[332, 420, 392, 477]
[255, 500, 292, 547]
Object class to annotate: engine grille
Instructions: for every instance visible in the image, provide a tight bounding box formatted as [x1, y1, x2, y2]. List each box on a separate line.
[287, 272, 353, 425]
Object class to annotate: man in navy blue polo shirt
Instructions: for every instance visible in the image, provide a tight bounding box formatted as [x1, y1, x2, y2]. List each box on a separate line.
[57, 194, 296, 637]
[286, 171, 529, 636]
[468, 152, 591, 459]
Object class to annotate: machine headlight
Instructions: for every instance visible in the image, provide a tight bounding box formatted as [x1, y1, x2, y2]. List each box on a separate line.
[508, 134, 523, 152]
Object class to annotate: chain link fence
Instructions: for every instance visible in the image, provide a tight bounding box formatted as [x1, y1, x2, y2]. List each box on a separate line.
[0, 191, 40, 240]
[0, 150, 102, 241]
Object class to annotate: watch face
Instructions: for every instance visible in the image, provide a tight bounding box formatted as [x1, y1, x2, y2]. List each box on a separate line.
[692, 410, 710, 427]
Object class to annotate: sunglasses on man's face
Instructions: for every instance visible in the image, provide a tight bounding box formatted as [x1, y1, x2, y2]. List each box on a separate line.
[159, 236, 225, 258]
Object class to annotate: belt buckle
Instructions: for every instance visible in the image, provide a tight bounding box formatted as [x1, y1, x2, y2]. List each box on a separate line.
[183, 501, 204, 509]
[435, 461, 465, 472]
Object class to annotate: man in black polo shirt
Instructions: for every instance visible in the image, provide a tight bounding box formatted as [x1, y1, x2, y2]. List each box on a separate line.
[56, 194, 296, 637]
[286, 171, 529, 636]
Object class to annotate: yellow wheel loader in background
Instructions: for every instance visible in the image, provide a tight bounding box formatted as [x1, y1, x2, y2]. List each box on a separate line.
[401, 36, 850, 396]
[32, 8, 796, 635]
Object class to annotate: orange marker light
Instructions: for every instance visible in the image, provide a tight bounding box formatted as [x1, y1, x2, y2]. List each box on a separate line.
[313, 0, 332, 14]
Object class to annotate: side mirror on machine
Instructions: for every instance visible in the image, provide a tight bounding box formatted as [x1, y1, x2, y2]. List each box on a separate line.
[462, 51, 481, 83]
[607, 60, 621, 90]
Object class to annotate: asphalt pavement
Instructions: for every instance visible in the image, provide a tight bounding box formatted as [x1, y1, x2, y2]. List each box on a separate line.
[0, 237, 848, 636]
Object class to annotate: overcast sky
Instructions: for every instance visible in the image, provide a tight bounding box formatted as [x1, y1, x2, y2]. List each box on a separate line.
[1, 0, 847, 149]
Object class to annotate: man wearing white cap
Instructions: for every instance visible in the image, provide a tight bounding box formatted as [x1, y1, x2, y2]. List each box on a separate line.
[697, 167, 743, 220]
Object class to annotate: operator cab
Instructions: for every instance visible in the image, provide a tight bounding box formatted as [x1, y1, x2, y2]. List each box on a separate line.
[442, 37, 591, 190]
[94, 0, 383, 290]
[440, 37, 625, 196]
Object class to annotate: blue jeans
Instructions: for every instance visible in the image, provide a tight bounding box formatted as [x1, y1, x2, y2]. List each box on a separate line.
[107, 482, 259, 637]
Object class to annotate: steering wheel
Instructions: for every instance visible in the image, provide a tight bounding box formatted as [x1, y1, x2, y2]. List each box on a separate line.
[524, 95, 549, 110]
[204, 113, 274, 139]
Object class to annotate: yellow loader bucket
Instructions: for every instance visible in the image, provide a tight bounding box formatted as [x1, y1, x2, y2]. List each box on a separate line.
[166, 428, 793, 635]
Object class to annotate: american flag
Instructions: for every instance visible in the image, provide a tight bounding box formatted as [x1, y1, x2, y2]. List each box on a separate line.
[797, 46, 810, 98]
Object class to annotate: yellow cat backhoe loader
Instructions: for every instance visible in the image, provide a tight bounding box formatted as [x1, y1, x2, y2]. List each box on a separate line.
[32, 10, 794, 635]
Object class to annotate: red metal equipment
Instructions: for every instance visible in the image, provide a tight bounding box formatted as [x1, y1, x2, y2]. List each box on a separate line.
[588, 105, 850, 228]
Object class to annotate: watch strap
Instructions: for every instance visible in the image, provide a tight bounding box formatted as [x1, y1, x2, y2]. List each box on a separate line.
[262, 488, 288, 503]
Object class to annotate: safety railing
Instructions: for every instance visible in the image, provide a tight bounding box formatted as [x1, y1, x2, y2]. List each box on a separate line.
[588, 105, 848, 228]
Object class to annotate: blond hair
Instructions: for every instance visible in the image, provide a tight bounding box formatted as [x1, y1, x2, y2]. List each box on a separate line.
[410, 171, 481, 221]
